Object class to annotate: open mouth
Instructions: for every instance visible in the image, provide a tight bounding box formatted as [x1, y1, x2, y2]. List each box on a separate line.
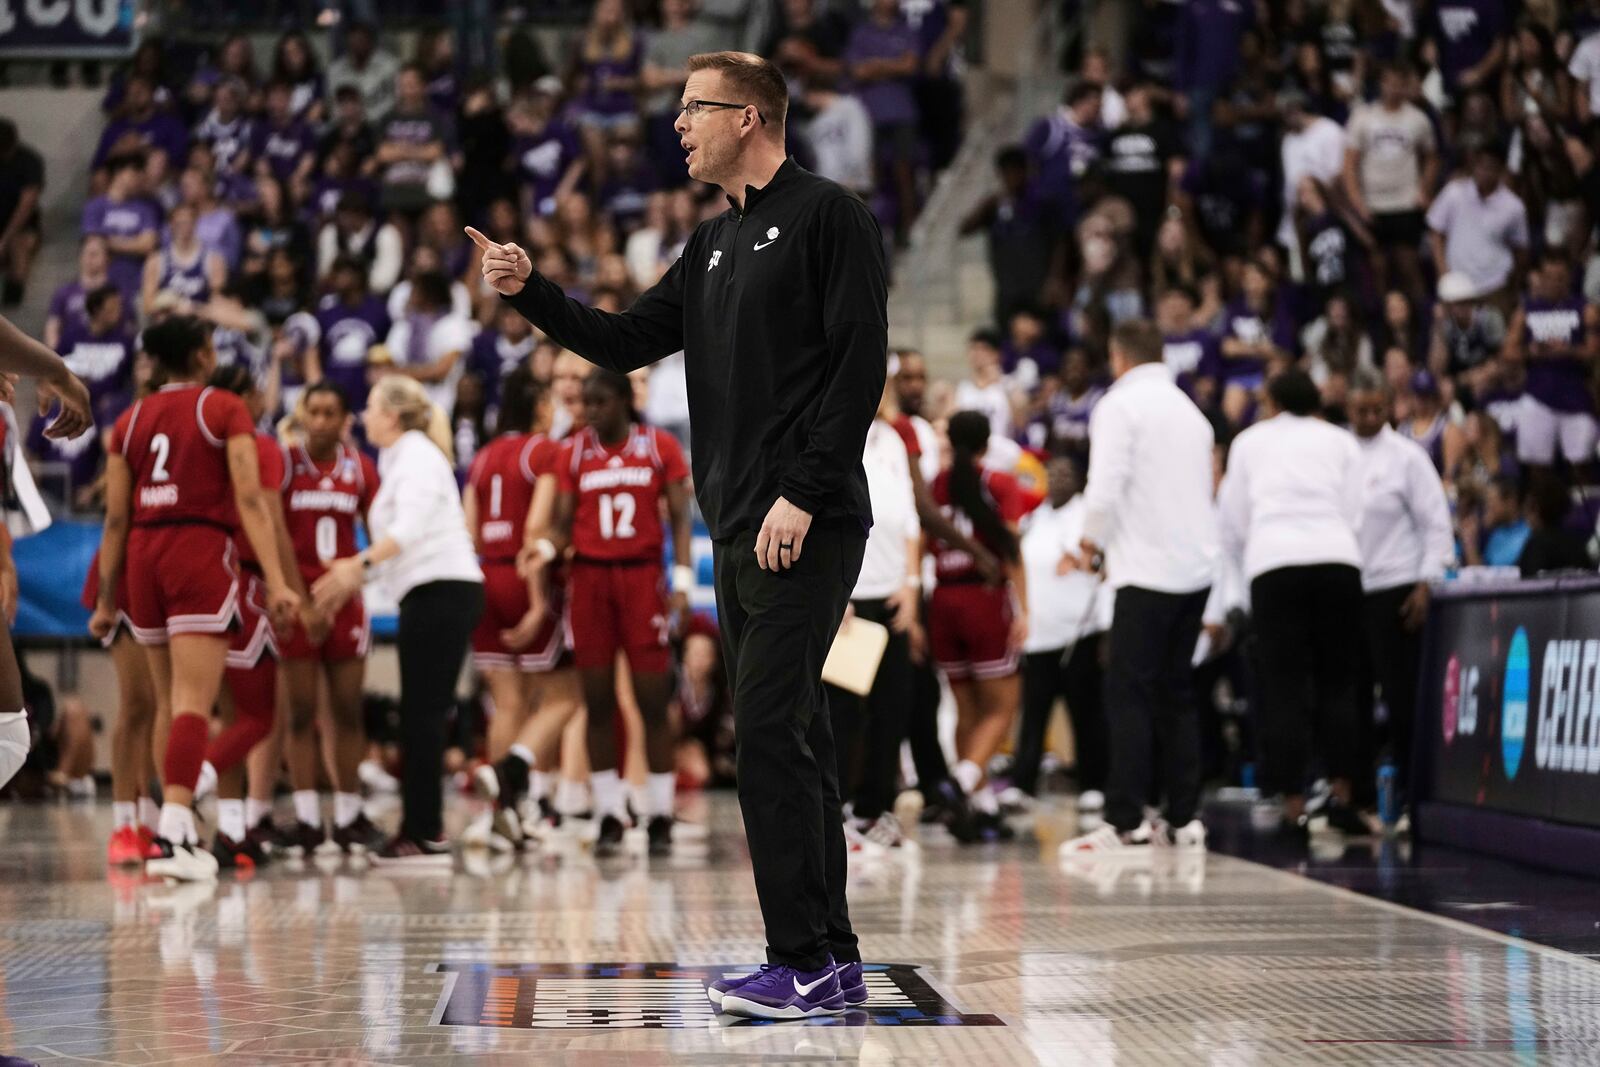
[682, 141, 697, 164]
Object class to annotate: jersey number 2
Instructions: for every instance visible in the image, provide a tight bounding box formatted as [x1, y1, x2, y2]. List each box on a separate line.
[150, 433, 172, 482]
[598, 493, 636, 540]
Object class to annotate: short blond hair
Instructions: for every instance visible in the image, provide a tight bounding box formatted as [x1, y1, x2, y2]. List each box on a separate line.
[687, 51, 787, 128]
[371, 374, 453, 461]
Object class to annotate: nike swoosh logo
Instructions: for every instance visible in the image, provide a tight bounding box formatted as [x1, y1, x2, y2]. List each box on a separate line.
[753, 239, 779, 250]
[793, 973, 829, 996]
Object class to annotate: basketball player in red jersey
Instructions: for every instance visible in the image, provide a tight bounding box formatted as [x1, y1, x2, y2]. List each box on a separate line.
[927, 410, 1031, 844]
[206, 364, 313, 869]
[90, 317, 298, 881]
[466, 366, 585, 850]
[523, 369, 692, 858]
[273, 381, 384, 855]
[0, 314, 91, 796]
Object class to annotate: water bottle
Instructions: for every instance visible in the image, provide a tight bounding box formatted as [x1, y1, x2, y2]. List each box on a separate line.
[1376, 762, 1398, 830]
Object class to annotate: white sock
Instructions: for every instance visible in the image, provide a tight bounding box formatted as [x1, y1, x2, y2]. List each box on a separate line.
[590, 769, 625, 819]
[217, 799, 245, 842]
[159, 802, 196, 845]
[113, 801, 137, 829]
[334, 792, 363, 828]
[647, 773, 675, 819]
[530, 769, 550, 801]
[508, 743, 534, 768]
[195, 760, 217, 800]
[139, 796, 161, 831]
[245, 797, 272, 828]
[0, 711, 28, 790]
[556, 778, 587, 815]
[293, 790, 320, 828]
[970, 784, 999, 815]
[953, 759, 984, 796]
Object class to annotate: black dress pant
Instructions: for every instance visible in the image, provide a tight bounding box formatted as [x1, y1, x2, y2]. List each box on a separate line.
[1104, 586, 1208, 833]
[1250, 563, 1363, 797]
[906, 597, 951, 798]
[1014, 636, 1107, 796]
[396, 579, 484, 842]
[827, 597, 913, 821]
[713, 519, 865, 972]
[1359, 583, 1424, 800]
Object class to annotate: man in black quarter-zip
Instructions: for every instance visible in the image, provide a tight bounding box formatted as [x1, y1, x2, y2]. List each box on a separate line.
[468, 51, 884, 1021]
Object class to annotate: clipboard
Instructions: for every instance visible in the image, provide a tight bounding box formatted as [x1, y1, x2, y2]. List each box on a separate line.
[822, 616, 890, 696]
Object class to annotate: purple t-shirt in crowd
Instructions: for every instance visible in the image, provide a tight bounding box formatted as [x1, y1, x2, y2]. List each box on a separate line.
[48, 279, 134, 336]
[194, 111, 255, 174]
[1163, 329, 1222, 399]
[468, 329, 537, 412]
[92, 111, 190, 169]
[1023, 384, 1105, 451]
[1024, 111, 1103, 214]
[80, 196, 161, 295]
[156, 243, 212, 304]
[1174, 0, 1254, 93]
[28, 407, 105, 500]
[57, 319, 135, 417]
[1001, 339, 1060, 379]
[310, 176, 381, 224]
[845, 19, 920, 126]
[513, 123, 583, 215]
[251, 119, 318, 182]
[598, 162, 657, 233]
[1432, 0, 1505, 89]
[1218, 297, 1296, 385]
[578, 42, 643, 117]
[196, 207, 242, 270]
[427, 71, 459, 117]
[377, 108, 451, 187]
[316, 294, 391, 410]
[1522, 296, 1591, 413]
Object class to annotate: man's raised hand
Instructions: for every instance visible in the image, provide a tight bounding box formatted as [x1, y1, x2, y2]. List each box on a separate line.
[466, 226, 533, 296]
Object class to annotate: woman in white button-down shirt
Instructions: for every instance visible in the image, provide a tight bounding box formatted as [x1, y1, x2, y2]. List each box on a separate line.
[314, 375, 484, 862]
[1218, 368, 1366, 841]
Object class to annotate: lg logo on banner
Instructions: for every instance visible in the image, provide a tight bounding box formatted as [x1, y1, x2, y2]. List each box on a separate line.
[1534, 637, 1600, 775]
[1442, 654, 1480, 745]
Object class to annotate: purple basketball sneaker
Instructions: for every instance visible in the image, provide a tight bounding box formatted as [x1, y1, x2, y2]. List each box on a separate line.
[719, 962, 846, 1020]
[707, 964, 773, 1008]
[835, 960, 868, 1007]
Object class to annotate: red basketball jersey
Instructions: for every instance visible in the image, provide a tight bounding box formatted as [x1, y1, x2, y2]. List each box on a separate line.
[283, 442, 378, 581]
[467, 432, 561, 564]
[110, 383, 255, 528]
[556, 424, 689, 563]
[232, 433, 288, 570]
[929, 467, 1032, 583]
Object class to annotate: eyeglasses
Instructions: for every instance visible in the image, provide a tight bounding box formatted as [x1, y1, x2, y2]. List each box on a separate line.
[679, 99, 767, 123]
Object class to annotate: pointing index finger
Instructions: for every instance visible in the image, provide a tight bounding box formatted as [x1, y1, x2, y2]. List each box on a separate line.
[464, 226, 500, 252]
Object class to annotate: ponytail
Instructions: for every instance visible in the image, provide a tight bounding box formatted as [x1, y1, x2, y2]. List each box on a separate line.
[946, 410, 1018, 563]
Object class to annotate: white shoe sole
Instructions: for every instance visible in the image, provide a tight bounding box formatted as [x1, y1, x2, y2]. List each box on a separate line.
[707, 987, 727, 1008]
[473, 764, 500, 802]
[720, 994, 844, 1020]
[147, 853, 219, 882]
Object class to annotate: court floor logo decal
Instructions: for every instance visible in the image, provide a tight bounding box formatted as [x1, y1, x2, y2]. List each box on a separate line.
[427, 961, 1004, 1028]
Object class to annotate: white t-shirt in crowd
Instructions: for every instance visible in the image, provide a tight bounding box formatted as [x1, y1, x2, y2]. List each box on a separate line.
[385, 313, 477, 415]
[1218, 413, 1364, 582]
[1021, 495, 1110, 653]
[1425, 178, 1530, 294]
[806, 93, 875, 194]
[1570, 32, 1600, 117]
[1278, 115, 1347, 246]
[954, 377, 1014, 439]
[1345, 101, 1435, 213]
[645, 351, 691, 433]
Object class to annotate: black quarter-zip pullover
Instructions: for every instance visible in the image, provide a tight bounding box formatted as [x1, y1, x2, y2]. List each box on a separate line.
[502, 158, 888, 540]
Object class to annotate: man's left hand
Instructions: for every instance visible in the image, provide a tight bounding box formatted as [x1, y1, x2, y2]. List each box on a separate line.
[756, 496, 812, 571]
[1400, 582, 1430, 632]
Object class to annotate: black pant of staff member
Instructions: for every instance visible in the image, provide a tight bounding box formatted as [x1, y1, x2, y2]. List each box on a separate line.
[471, 50, 887, 1021]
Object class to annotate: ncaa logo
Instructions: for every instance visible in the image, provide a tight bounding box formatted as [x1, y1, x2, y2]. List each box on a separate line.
[1502, 627, 1530, 780]
[1442, 655, 1460, 744]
